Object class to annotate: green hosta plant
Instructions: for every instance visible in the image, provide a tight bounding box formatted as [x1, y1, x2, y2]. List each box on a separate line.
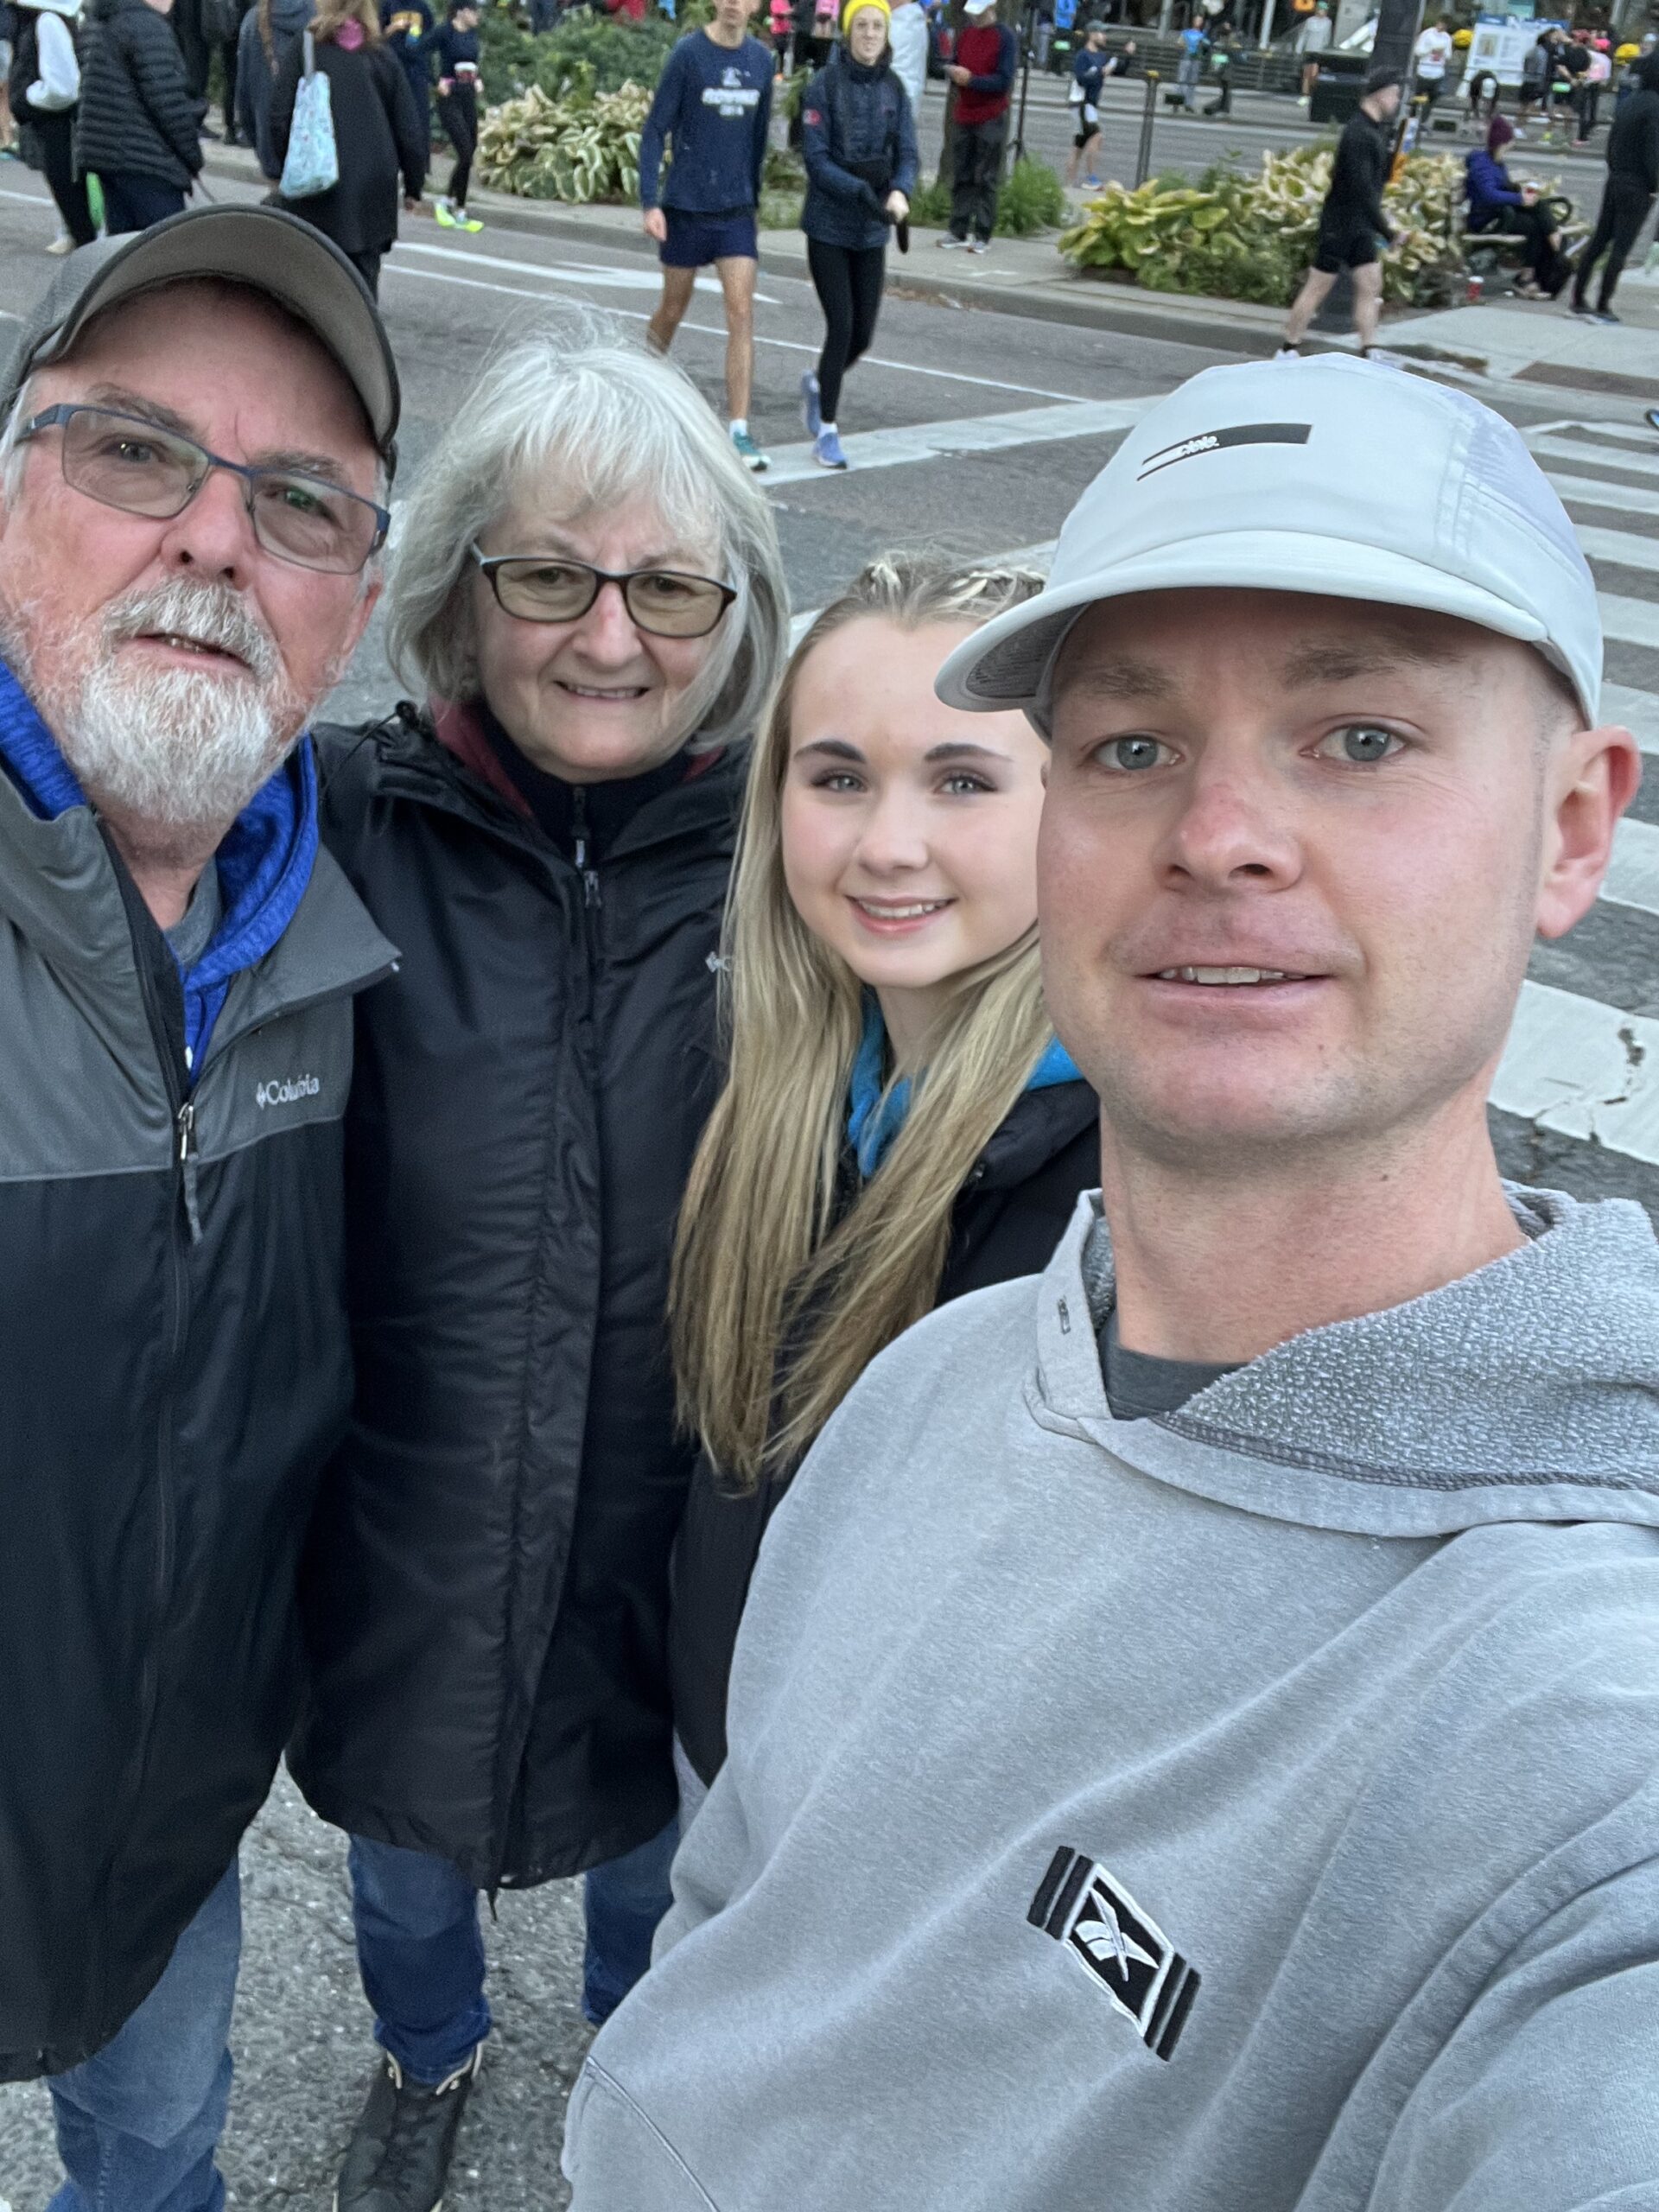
[475, 78, 652, 203]
[1058, 144, 1464, 308]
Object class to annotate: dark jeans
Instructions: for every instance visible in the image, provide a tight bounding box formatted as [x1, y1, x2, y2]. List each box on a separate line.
[1574, 80, 1601, 138]
[100, 173, 189, 232]
[46, 1863, 240, 2212]
[1573, 174, 1654, 313]
[349, 1817, 679, 2082]
[1203, 73, 1231, 114]
[1473, 203, 1567, 292]
[807, 235, 886, 422]
[527, 0, 557, 30]
[172, 0, 210, 100]
[350, 247, 383, 296]
[949, 114, 1007, 243]
[34, 111, 97, 244]
[437, 82, 476, 207]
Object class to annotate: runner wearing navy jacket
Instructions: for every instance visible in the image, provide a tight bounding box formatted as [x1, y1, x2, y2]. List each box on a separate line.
[641, 0, 774, 471]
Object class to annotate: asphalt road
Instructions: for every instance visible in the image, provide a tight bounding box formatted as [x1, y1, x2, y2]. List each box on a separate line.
[1, 151, 1656, 2212]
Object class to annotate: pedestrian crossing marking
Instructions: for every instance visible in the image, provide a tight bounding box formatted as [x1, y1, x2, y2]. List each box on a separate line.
[1600, 683, 1659, 753]
[1606, 818, 1659, 917]
[1573, 525, 1659, 573]
[1551, 474, 1659, 521]
[1493, 984, 1659, 1167]
[1533, 434, 1659, 482]
[762, 398, 1158, 487]
[1594, 593, 1659, 652]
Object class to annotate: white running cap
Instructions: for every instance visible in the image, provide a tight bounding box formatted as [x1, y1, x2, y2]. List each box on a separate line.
[937, 356, 1602, 729]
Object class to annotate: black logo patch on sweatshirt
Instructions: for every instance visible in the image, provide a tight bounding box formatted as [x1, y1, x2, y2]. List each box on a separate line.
[1027, 1846, 1200, 2060]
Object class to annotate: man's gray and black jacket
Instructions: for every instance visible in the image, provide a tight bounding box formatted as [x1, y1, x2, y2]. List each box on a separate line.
[0, 662, 396, 2081]
[289, 704, 746, 1891]
[74, 0, 204, 189]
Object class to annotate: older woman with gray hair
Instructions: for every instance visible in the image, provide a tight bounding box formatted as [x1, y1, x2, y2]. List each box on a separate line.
[290, 322, 788, 2212]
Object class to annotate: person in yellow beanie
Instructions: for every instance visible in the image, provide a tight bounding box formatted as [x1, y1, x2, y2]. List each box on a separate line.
[798, 0, 918, 467]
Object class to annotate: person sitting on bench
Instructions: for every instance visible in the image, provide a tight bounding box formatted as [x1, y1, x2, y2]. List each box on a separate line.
[1465, 114, 1572, 297]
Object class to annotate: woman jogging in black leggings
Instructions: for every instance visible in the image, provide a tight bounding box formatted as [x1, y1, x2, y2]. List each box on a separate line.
[432, 0, 480, 230]
[798, 0, 919, 470]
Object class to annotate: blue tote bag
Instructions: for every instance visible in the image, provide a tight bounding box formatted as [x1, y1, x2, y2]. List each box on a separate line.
[280, 31, 339, 199]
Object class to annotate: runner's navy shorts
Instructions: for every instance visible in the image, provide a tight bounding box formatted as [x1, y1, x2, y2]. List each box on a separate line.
[660, 209, 760, 266]
[1313, 219, 1380, 274]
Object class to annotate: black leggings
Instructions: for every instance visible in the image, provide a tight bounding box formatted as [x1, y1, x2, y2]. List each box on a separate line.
[807, 237, 886, 425]
[1573, 175, 1654, 313]
[437, 83, 477, 208]
[32, 111, 97, 246]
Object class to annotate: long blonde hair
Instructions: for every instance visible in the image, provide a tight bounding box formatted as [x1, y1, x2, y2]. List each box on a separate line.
[671, 555, 1057, 1490]
[312, 0, 382, 43]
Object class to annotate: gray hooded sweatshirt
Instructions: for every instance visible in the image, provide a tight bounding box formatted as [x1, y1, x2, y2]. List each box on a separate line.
[565, 1186, 1659, 2212]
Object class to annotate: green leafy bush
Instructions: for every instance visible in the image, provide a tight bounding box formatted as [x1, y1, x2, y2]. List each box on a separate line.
[909, 154, 1067, 237]
[474, 74, 652, 201]
[479, 7, 681, 105]
[1057, 143, 1464, 308]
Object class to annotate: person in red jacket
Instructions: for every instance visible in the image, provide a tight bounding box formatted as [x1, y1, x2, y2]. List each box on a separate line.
[939, 0, 1014, 251]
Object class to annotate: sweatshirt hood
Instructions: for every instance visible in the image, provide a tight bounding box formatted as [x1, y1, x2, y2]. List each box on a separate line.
[1032, 1185, 1659, 1538]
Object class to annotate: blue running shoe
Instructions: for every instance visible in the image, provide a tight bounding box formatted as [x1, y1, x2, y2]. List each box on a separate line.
[801, 372, 823, 437]
[814, 428, 848, 470]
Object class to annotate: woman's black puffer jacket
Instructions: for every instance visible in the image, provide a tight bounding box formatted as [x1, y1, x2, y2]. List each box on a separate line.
[289, 707, 746, 1891]
[270, 31, 425, 256]
[74, 0, 201, 188]
[670, 1077, 1100, 1788]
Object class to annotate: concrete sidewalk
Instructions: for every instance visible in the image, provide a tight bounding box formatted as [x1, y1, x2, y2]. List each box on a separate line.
[1386, 265, 1659, 401]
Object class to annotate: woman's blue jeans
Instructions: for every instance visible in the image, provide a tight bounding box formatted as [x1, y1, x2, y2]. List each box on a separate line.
[349, 1818, 678, 2082]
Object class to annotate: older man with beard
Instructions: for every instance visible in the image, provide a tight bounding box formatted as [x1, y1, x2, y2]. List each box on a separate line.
[0, 207, 398, 2212]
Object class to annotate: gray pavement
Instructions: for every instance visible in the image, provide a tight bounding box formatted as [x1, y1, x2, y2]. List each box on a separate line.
[3, 137, 1659, 2212]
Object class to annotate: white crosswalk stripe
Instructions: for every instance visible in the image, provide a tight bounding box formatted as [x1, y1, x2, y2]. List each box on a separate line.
[1498, 421, 1659, 1174]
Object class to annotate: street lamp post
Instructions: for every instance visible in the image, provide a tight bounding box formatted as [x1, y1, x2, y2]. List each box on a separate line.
[1014, 0, 1038, 159]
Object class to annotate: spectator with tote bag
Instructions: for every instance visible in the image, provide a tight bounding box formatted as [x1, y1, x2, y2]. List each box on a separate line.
[271, 0, 426, 296]
[8, 0, 96, 248]
[234, 0, 311, 179]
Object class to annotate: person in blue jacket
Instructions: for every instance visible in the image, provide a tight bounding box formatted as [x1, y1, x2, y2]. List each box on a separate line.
[1465, 113, 1570, 297]
[640, 0, 774, 471]
[1064, 20, 1106, 188]
[798, 0, 918, 469]
[380, 0, 432, 168]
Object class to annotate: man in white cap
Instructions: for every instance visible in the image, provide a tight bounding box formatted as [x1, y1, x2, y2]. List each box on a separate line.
[563, 357, 1659, 2211]
[0, 207, 397, 2211]
[940, 0, 1015, 251]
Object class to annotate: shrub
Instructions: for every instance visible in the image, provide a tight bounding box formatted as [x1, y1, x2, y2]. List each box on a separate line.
[479, 6, 681, 104]
[1058, 143, 1465, 308]
[474, 73, 652, 200]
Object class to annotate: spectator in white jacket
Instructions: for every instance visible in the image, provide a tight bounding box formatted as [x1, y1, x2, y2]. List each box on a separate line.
[10, 0, 94, 249]
[888, 0, 926, 122]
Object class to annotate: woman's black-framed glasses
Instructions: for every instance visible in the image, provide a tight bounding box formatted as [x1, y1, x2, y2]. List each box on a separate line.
[469, 544, 737, 639]
[19, 404, 391, 576]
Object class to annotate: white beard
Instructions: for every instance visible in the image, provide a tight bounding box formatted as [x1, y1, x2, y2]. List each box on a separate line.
[7, 578, 308, 837]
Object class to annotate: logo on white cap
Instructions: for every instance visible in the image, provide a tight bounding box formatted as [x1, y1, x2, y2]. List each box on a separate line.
[1138, 422, 1311, 480]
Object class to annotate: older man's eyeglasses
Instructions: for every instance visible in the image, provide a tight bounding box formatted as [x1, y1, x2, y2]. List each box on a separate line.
[19, 404, 391, 576]
[469, 545, 737, 639]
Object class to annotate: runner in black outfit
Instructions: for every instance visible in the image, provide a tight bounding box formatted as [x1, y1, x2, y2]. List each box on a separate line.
[1572, 51, 1659, 323]
[1277, 67, 1403, 359]
[798, 0, 918, 471]
[431, 0, 480, 229]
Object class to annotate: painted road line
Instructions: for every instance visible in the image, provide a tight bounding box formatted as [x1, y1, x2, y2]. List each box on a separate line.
[1532, 434, 1659, 482]
[382, 258, 1102, 404]
[1492, 982, 1659, 1166]
[1602, 682, 1659, 753]
[1575, 523, 1659, 572]
[1606, 816, 1659, 917]
[1548, 471, 1659, 520]
[762, 399, 1154, 487]
[1598, 593, 1659, 651]
[395, 238, 759, 300]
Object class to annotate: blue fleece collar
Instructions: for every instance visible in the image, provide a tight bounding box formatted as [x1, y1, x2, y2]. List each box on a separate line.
[847, 993, 1081, 1178]
[0, 656, 319, 1077]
